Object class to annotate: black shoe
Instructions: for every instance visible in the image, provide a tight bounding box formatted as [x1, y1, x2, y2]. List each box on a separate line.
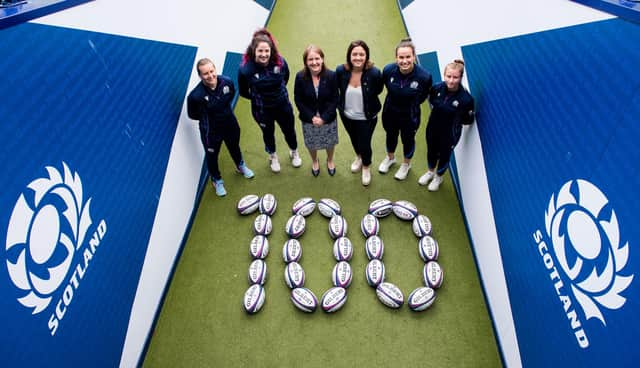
[328, 166, 336, 176]
[312, 167, 320, 177]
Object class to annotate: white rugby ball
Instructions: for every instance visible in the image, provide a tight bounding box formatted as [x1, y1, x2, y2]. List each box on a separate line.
[392, 200, 418, 221]
[328, 215, 348, 239]
[291, 287, 318, 313]
[237, 194, 260, 215]
[408, 286, 436, 312]
[253, 214, 273, 235]
[284, 261, 306, 289]
[332, 237, 353, 262]
[368, 198, 393, 218]
[248, 259, 267, 285]
[243, 284, 265, 314]
[418, 236, 439, 262]
[332, 261, 353, 288]
[376, 282, 404, 309]
[423, 261, 444, 289]
[318, 198, 341, 218]
[259, 193, 277, 216]
[412, 214, 432, 237]
[249, 235, 269, 259]
[365, 259, 385, 287]
[283, 238, 302, 263]
[360, 214, 380, 237]
[365, 235, 384, 260]
[320, 287, 347, 313]
[292, 197, 316, 217]
[285, 214, 306, 238]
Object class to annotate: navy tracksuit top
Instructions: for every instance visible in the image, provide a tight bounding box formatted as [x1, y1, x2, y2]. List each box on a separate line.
[187, 75, 238, 134]
[238, 56, 291, 110]
[382, 63, 432, 123]
[427, 82, 475, 145]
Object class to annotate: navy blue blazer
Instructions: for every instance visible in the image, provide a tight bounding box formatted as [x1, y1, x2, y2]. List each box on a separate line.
[335, 64, 383, 120]
[293, 69, 339, 124]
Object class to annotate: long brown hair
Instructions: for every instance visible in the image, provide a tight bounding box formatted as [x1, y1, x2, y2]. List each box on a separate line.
[301, 44, 326, 80]
[344, 40, 374, 71]
[242, 28, 283, 66]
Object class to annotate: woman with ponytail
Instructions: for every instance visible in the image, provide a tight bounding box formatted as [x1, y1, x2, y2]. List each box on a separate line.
[238, 28, 302, 173]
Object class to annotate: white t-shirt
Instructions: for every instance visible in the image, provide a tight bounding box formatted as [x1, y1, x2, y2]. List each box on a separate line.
[343, 85, 366, 120]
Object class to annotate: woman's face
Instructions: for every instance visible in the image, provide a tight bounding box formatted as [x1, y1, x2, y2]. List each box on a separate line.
[255, 42, 271, 65]
[198, 62, 217, 89]
[306, 50, 324, 75]
[395, 46, 415, 74]
[350, 46, 367, 70]
[444, 66, 462, 91]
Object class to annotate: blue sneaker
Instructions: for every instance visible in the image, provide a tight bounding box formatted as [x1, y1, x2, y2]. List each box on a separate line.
[212, 178, 226, 197]
[237, 163, 255, 179]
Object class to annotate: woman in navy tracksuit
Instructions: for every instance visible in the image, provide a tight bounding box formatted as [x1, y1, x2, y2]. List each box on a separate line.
[294, 45, 339, 177]
[379, 38, 432, 181]
[238, 28, 301, 173]
[419, 59, 475, 191]
[187, 58, 254, 197]
[336, 40, 383, 186]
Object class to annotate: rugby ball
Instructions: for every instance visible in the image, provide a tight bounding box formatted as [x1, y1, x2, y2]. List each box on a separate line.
[259, 193, 277, 216]
[291, 287, 318, 313]
[237, 194, 260, 215]
[418, 236, 439, 262]
[376, 282, 404, 309]
[408, 286, 436, 312]
[360, 214, 380, 237]
[320, 287, 347, 313]
[412, 214, 432, 237]
[243, 284, 265, 314]
[332, 261, 353, 288]
[292, 197, 316, 217]
[282, 238, 302, 263]
[365, 259, 385, 287]
[318, 198, 341, 218]
[392, 200, 418, 221]
[253, 214, 272, 235]
[248, 259, 267, 285]
[365, 235, 384, 260]
[328, 215, 348, 239]
[284, 261, 306, 289]
[423, 261, 444, 289]
[332, 237, 353, 262]
[249, 235, 269, 259]
[285, 214, 306, 238]
[368, 198, 393, 218]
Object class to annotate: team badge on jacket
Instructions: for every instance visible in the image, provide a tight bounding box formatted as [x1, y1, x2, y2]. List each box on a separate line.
[410, 81, 418, 89]
[223, 86, 230, 94]
[273, 66, 280, 74]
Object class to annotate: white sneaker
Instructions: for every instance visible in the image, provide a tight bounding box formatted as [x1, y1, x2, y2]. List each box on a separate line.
[418, 171, 435, 186]
[362, 167, 371, 186]
[378, 156, 396, 173]
[351, 156, 362, 173]
[428, 175, 443, 191]
[394, 163, 411, 180]
[269, 153, 281, 173]
[290, 149, 302, 168]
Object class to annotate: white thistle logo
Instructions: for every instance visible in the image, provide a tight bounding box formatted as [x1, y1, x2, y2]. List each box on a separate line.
[5, 162, 92, 314]
[545, 179, 633, 325]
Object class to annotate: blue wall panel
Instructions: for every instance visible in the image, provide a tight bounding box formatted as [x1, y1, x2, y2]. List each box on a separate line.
[462, 18, 640, 367]
[0, 23, 196, 366]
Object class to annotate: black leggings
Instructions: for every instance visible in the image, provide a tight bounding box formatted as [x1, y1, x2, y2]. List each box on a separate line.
[252, 103, 298, 154]
[341, 114, 377, 166]
[200, 123, 243, 181]
[381, 111, 418, 159]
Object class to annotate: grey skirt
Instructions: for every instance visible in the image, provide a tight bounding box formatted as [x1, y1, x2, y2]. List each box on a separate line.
[302, 120, 339, 150]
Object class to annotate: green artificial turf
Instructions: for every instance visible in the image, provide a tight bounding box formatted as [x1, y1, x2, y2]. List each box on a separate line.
[143, 0, 502, 367]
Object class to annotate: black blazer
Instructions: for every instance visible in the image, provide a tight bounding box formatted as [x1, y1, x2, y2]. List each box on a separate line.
[294, 69, 339, 124]
[335, 64, 383, 120]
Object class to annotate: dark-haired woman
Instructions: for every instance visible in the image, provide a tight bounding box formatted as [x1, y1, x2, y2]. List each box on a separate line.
[294, 45, 339, 177]
[419, 59, 475, 191]
[238, 28, 301, 173]
[336, 40, 383, 186]
[379, 38, 432, 181]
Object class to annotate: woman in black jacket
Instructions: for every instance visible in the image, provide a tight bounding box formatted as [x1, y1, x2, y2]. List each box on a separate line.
[294, 45, 339, 177]
[336, 40, 383, 186]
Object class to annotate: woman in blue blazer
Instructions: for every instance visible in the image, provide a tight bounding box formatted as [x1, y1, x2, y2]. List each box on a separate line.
[294, 45, 340, 177]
